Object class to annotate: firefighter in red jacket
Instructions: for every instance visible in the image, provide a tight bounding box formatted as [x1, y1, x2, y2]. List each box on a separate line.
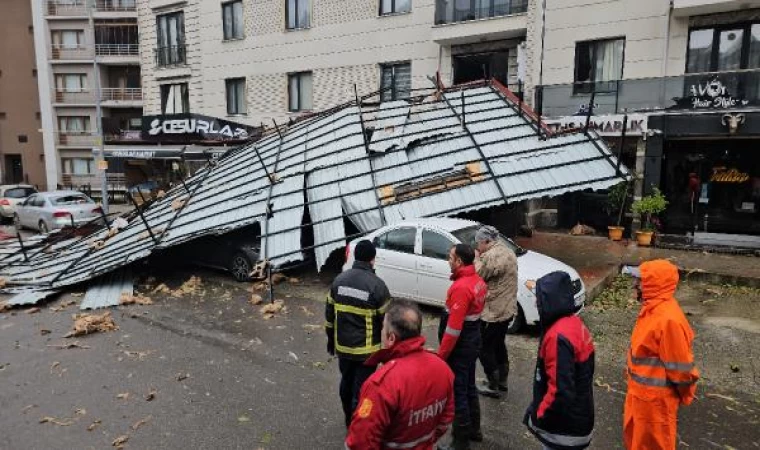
[345, 300, 455, 450]
[437, 244, 487, 450]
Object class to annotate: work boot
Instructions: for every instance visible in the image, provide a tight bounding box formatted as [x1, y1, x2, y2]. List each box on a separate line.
[468, 397, 483, 442]
[438, 419, 471, 450]
[498, 363, 509, 393]
[477, 371, 501, 399]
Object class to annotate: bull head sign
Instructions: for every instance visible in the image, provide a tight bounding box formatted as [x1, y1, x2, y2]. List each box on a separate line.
[722, 113, 746, 134]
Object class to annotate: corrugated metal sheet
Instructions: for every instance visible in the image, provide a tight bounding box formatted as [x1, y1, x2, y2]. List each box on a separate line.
[80, 269, 133, 310]
[6, 289, 59, 306]
[0, 83, 628, 291]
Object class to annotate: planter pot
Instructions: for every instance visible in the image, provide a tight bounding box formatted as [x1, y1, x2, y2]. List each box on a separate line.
[636, 230, 654, 247]
[608, 226, 624, 241]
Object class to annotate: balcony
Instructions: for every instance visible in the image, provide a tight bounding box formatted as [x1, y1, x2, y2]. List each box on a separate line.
[154, 45, 187, 67]
[101, 87, 142, 102]
[95, 44, 139, 56]
[672, 0, 750, 17]
[46, 0, 88, 17]
[56, 132, 98, 147]
[432, 0, 528, 45]
[536, 69, 760, 118]
[54, 89, 95, 104]
[50, 44, 94, 61]
[94, 0, 136, 12]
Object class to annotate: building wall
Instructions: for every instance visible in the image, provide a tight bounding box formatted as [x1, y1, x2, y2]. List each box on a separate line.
[0, 0, 47, 187]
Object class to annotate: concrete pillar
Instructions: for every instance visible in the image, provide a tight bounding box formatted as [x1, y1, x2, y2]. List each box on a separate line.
[631, 137, 647, 232]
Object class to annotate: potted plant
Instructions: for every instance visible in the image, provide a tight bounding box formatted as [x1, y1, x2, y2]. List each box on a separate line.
[631, 188, 668, 246]
[606, 181, 628, 241]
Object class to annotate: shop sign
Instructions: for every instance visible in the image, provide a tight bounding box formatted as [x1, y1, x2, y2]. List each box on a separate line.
[141, 114, 259, 142]
[543, 114, 648, 136]
[710, 167, 750, 183]
[671, 78, 753, 110]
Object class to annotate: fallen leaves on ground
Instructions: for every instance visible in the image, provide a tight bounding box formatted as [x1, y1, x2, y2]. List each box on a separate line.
[26, 307, 41, 314]
[238, 414, 251, 423]
[151, 284, 171, 295]
[260, 300, 286, 320]
[302, 324, 321, 332]
[65, 312, 117, 338]
[271, 273, 286, 285]
[299, 306, 314, 317]
[249, 294, 263, 306]
[50, 361, 66, 377]
[40, 416, 76, 426]
[112, 435, 129, 447]
[119, 293, 153, 306]
[123, 350, 154, 360]
[131, 415, 151, 431]
[87, 419, 101, 431]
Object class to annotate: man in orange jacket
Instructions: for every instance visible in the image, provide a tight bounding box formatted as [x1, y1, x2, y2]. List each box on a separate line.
[623, 260, 700, 450]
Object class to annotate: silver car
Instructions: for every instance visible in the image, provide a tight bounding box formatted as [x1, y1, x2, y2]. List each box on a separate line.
[0, 185, 38, 222]
[14, 191, 103, 233]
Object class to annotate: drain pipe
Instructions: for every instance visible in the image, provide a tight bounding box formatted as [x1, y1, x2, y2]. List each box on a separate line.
[660, 2, 673, 101]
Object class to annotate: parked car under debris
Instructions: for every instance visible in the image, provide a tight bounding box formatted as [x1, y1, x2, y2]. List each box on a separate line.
[344, 218, 586, 333]
[14, 191, 103, 233]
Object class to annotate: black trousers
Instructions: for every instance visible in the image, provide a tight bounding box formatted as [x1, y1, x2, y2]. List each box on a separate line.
[479, 319, 510, 375]
[439, 315, 481, 425]
[338, 357, 375, 427]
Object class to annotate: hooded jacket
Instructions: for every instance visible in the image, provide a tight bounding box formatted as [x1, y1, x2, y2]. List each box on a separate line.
[345, 336, 455, 450]
[525, 271, 595, 450]
[626, 259, 699, 404]
[475, 240, 518, 322]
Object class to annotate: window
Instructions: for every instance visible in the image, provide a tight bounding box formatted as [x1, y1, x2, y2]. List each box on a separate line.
[51, 30, 85, 48]
[18, 135, 28, 143]
[222, 1, 244, 40]
[61, 158, 95, 175]
[156, 12, 185, 66]
[58, 116, 91, 133]
[451, 226, 526, 255]
[55, 74, 87, 92]
[32, 69, 37, 78]
[4, 187, 36, 199]
[288, 72, 313, 112]
[380, 0, 410, 15]
[380, 62, 411, 102]
[286, 0, 310, 30]
[421, 230, 453, 260]
[374, 227, 416, 254]
[687, 23, 760, 73]
[574, 38, 625, 93]
[226, 78, 246, 115]
[160, 83, 189, 114]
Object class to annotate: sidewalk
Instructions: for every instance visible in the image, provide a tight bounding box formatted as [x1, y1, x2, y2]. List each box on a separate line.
[515, 231, 760, 297]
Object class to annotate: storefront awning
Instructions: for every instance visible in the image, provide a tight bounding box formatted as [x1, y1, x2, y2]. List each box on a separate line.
[103, 146, 229, 161]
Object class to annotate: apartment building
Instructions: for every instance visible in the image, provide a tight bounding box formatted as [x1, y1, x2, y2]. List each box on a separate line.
[32, 0, 143, 191]
[0, 0, 46, 187]
[535, 0, 760, 242]
[137, 0, 533, 127]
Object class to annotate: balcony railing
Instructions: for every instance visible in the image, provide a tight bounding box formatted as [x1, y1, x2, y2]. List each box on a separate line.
[536, 69, 760, 117]
[50, 44, 94, 60]
[154, 45, 186, 67]
[95, 44, 139, 56]
[435, 0, 528, 25]
[54, 89, 95, 104]
[56, 132, 98, 146]
[94, 0, 136, 12]
[101, 87, 142, 102]
[47, 0, 88, 16]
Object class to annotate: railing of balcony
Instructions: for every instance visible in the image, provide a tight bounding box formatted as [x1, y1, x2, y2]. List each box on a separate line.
[56, 131, 98, 146]
[95, 44, 139, 56]
[536, 69, 760, 117]
[54, 89, 95, 104]
[101, 87, 142, 102]
[47, 0, 89, 16]
[50, 44, 94, 60]
[435, 0, 528, 25]
[94, 0, 136, 12]
[154, 45, 187, 67]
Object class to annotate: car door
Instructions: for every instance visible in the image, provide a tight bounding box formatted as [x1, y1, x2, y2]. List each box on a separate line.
[372, 226, 419, 301]
[417, 228, 456, 306]
[17, 195, 36, 227]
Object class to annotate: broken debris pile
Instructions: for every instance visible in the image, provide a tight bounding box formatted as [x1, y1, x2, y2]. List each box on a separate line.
[65, 312, 117, 338]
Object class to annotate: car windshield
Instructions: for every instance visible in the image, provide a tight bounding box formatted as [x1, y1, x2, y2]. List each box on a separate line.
[4, 187, 36, 199]
[51, 194, 91, 206]
[451, 226, 527, 256]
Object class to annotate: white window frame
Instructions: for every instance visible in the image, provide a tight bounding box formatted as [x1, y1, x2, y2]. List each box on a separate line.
[226, 77, 247, 115]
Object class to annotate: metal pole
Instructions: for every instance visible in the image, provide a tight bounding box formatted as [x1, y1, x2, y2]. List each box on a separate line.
[89, 4, 109, 215]
[616, 114, 628, 176]
[518, 80, 524, 118]
[354, 84, 387, 226]
[584, 91, 596, 132]
[16, 231, 28, 262]
[461, 91, 466, 126]
[126, 193, 158, 244]
[98, 207, 111, 230]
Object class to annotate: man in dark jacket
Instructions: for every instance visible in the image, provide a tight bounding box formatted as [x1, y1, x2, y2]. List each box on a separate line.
[325, 240, 391, 427]
[524, 271, 595, 450]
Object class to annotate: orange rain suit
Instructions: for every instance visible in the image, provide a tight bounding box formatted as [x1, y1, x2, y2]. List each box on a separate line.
[623, 260, 700, 450]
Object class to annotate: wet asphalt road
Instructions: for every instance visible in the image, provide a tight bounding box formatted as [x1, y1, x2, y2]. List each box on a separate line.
[1, 269, 759, 449]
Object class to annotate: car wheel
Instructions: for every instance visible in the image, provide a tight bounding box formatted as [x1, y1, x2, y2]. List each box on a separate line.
[38, 220, 49, 234]
[507, 305, 525, 335]
[230, 252, 253, 282]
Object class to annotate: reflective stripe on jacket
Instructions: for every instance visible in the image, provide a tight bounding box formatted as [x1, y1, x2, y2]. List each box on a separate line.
[438, 265, 486, 361]
[345, 336, 455, 450]
[626, 260, 699, 405]
[326, 261, 391, 360]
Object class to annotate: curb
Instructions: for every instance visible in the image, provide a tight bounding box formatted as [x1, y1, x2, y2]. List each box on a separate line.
[678, 269, 760, 289]
[586, 265, 621, 301]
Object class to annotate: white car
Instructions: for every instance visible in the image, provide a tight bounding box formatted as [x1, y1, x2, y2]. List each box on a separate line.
[343, 218, 585, 333]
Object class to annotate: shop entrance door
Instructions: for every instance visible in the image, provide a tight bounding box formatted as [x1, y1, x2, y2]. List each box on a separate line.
[4, 155, 23, 184]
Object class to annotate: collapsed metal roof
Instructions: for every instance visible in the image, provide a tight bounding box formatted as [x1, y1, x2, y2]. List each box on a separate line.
[0, 81, 628, 292]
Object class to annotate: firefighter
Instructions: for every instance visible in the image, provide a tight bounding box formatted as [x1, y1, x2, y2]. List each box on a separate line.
[345, 300, 455, 450]
[437, 244, 487, 450]
[624, 260, 699, 450]
[325, 239, 391, 428]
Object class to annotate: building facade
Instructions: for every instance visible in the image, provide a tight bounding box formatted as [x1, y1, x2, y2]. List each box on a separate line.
[536, 0, 760, 242]
[32, 0, 143, 192]
[137, 0, 532, 126]
[0, 0, 47, 188]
